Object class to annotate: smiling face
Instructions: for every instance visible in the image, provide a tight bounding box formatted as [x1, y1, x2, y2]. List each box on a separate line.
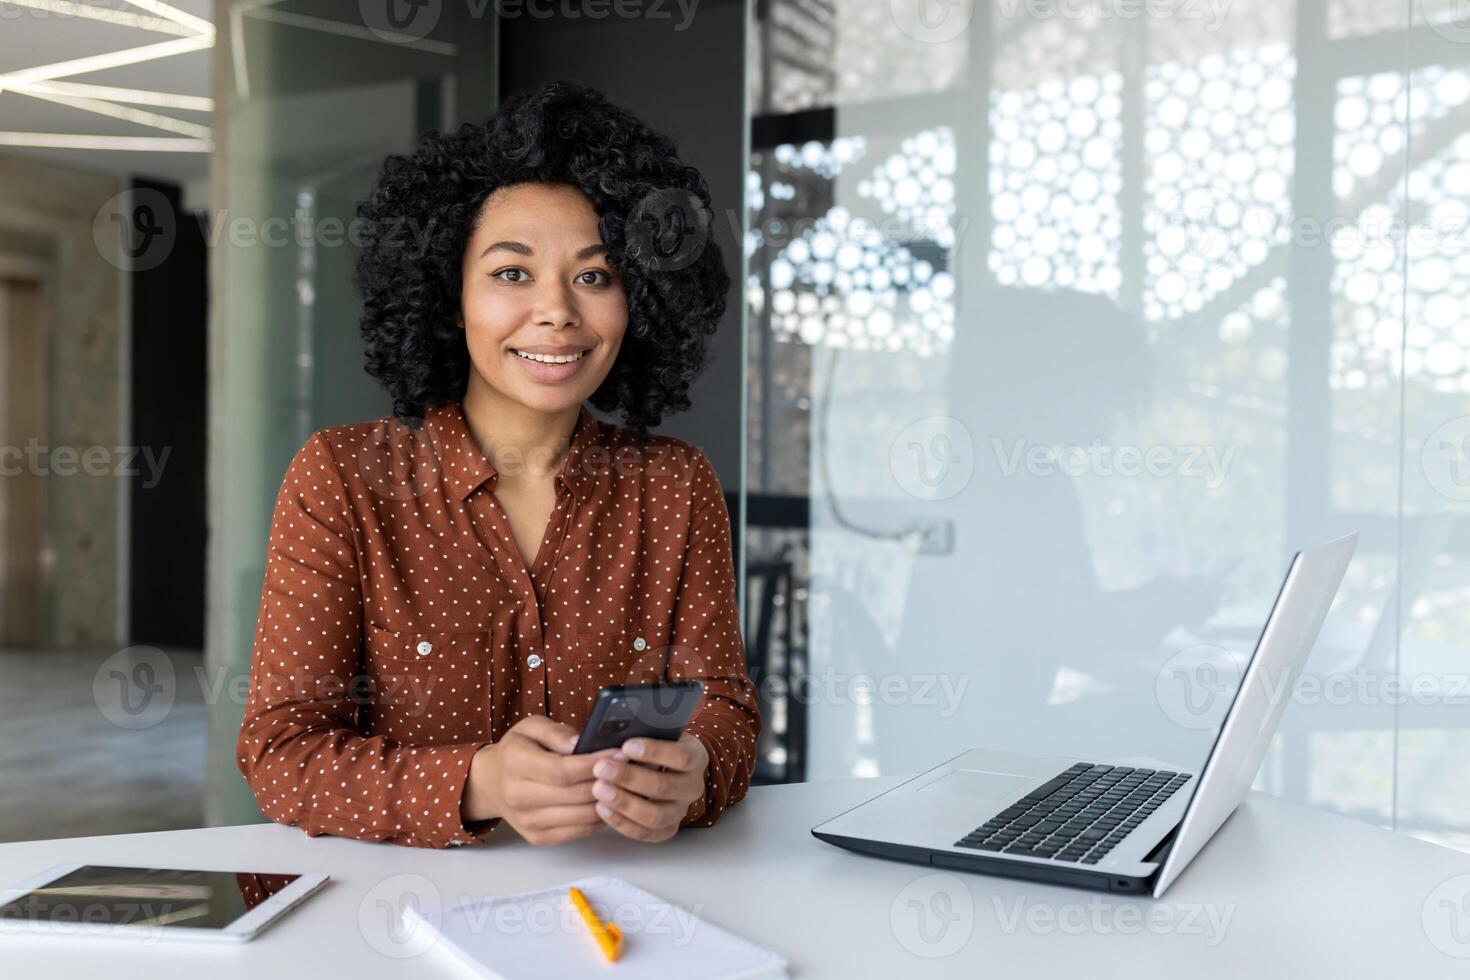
[459, 181, 629, 417]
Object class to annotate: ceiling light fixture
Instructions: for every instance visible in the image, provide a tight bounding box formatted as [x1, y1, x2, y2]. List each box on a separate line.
[0, 35, 213, 90]
[0, 0, 198, 36]
[117, 0, 216, 40]
[8, 80, 212, 113]
[0, 5, 213, 155]
[14, 86, 211, 138]
[0, 132, 211, 151]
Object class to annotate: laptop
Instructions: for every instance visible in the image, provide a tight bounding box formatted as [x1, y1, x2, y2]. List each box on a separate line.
[811, 533, 1357, 898]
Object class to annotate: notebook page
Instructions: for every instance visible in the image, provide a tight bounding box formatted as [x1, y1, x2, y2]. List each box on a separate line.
[404, 875, 788, 980]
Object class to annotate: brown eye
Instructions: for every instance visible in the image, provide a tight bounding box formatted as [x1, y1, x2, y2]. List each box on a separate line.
[493, 268, 527, 283]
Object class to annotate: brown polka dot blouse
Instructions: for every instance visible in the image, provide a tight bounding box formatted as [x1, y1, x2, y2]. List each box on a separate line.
[235, 400, 761, 848]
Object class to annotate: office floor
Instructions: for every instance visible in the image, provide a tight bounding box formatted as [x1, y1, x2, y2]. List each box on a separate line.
[0, 647, 205, 843]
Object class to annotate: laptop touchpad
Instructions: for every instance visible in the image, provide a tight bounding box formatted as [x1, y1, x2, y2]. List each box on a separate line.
[919, 769, 1034, 803]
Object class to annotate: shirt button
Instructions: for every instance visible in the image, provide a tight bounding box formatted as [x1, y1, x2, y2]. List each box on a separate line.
[633, 636, 647, 651]
[416, 640, 433, 656]
[526, 653, 543, 669]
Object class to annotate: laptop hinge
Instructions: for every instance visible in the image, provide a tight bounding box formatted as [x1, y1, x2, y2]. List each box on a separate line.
[1143, 823, 1180, 864]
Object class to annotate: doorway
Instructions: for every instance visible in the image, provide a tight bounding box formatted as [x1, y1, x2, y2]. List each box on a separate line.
[0, 274, 47, 648]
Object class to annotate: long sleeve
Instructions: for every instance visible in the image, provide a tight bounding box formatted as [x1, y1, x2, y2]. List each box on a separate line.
[665, 449, 762, 828]
[235, 433, 492, 848]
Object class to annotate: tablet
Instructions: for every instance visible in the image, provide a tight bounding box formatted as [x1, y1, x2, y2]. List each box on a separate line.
[0, 863, 329, 943]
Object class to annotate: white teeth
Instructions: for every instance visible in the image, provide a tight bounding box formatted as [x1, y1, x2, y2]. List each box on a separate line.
[513, 349, 585, 364]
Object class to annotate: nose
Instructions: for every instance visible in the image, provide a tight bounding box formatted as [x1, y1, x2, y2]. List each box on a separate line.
[531, 277, 578, 330]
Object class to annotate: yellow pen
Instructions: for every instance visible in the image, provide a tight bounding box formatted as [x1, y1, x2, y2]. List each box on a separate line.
[569, 886, 623, 963]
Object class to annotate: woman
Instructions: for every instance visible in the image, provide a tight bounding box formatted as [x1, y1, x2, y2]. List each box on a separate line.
[236, 80, 759, 849]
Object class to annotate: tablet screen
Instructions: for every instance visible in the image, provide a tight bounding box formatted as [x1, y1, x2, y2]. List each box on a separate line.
[0, 865, 302, 931]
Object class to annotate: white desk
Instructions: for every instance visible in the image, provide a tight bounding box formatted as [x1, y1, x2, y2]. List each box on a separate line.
[1, 777, 1468, 978]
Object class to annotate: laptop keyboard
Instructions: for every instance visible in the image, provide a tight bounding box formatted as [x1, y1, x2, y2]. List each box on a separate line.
[954, 763, 1191, 865]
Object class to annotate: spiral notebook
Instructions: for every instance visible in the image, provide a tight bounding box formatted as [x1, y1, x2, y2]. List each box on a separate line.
[402, 875, 789, 980]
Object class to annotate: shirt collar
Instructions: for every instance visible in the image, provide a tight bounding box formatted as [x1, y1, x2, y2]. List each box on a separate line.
[425, 400, 600, 505]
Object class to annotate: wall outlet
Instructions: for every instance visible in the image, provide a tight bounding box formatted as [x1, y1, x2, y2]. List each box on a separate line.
[912, 520, 954, 555]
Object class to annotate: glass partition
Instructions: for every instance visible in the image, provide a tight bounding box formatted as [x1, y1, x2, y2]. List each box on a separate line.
[745, 0, 1469, 850]
[206, 0, 497, 825]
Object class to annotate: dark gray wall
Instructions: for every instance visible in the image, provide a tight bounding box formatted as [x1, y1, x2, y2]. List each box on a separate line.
[129, 178, 207, 648]
[497, 1, 747, 486]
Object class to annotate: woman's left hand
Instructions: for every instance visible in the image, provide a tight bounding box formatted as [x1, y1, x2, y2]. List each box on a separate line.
[591, 733, 709, 842]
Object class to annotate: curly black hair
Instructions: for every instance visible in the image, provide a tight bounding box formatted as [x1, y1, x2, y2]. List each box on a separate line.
[353, 80, 731, 441]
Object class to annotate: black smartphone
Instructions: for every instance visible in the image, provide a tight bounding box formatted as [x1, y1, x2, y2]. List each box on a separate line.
[572, 681, 704, 755]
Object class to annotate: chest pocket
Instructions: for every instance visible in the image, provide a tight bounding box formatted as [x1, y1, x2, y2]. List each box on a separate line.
[362, 624, 493, 745]
[573, 623, 673, 684]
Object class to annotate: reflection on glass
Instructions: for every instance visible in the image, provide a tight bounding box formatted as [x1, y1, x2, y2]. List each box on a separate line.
[0, 866, 300, 929]
[208, 1, 496, 825]
[745, 0, 1470, 852]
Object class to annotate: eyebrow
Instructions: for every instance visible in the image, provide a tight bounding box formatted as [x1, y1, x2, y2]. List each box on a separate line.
[479, 240, 607, 261]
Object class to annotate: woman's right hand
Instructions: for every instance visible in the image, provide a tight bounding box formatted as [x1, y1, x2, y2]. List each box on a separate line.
[461, 715, 620, 845]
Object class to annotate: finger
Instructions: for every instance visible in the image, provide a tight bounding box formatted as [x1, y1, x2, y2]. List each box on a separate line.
[509, 749, 626, 805]
[593, 778, 678, 830]
[511, 716, 582, 753]
[504, 775, 599, 808]
[517, 802, 604, 831]
[522, 818, 605, 846]
[514, 740, 618, 787]
[621, 735, 701, 772]
[591, 756, 691, 803]
[595, 800, 672, 843]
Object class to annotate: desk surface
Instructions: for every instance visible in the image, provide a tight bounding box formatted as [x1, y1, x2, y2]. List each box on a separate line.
[1, 777, 1467, 978]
